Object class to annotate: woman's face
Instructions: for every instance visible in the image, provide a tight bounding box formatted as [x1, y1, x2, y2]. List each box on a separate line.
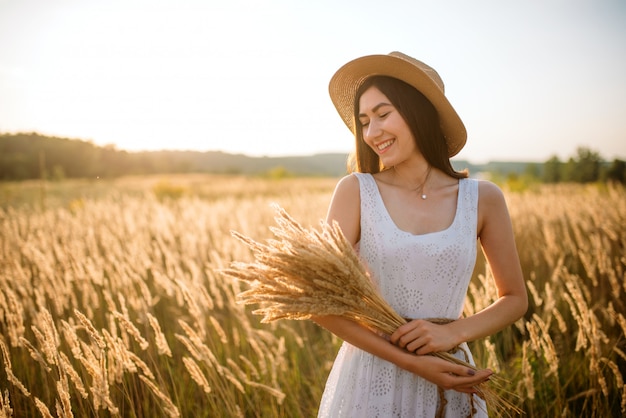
[358, 86, 419, 167]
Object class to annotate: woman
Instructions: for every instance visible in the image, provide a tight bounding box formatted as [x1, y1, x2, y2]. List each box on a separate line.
[313, 52, 527, 417]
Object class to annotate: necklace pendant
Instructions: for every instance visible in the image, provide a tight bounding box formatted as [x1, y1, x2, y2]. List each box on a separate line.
[421, 194, 427, 200]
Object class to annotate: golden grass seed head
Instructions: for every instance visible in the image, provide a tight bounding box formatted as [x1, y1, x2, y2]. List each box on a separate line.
[175, 280, 206, 338]
[74, 310, 106, 351]
[112, 311, 149, 351]
[245, 381, 286, 405]
[552, 308, 568, 333]
[18, 336, 52, 372]
[4, 365, 31, 398]
[3, 289, 26, 347]
[55, 379, 73, 418]
[59, 351, 89, 399]
[0, 390, 12, 418]
[175, 333, 202, 363]
[103, 333, 131, 381]
[222, 367, 246, 394]
[521, 341, 535, 400]
[177, 320, 223, 372]
[34, 397, 54, 418]
[526, 279, 542, 307]
[238, 355, 260, 380]
[138, 375, 180, 418]
[209, 316, 228, 344]
[182, 357, 211, 394]
[147, 313, 172, 357]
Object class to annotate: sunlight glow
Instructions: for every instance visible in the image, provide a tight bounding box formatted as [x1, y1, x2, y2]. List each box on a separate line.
[1, 0, 625, 162]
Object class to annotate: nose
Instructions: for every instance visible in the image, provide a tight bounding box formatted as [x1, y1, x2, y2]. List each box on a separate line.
[364, 119, 382, 140]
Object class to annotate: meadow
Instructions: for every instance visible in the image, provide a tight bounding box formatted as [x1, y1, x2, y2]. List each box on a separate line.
[0, 174, 624, 417]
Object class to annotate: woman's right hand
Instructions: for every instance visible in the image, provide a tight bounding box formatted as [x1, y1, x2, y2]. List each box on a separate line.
[405, 354, 493, 394]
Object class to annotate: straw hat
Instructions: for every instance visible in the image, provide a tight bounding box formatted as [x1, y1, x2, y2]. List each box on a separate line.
[328, 51, 466, 157]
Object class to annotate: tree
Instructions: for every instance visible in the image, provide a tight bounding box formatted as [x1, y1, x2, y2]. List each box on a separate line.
[573, 147, 602, 183]
[606, 159, 626, 184]
[543, 156, 561, 183]
[524, 163, 540, 180]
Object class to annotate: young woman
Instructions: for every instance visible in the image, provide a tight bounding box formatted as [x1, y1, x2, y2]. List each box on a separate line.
[313, 52, 527, 417]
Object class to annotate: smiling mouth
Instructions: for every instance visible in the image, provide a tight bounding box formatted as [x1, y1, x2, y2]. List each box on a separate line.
[377, 139, 395, 152]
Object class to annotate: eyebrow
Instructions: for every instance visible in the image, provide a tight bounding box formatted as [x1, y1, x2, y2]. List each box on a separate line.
[358, 102, 392, 118]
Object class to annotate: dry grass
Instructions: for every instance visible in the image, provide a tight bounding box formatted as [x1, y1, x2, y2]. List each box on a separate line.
[0, 175, 624, 417]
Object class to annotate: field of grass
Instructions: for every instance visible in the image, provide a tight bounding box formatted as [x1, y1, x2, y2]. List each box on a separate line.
[0, 174, 624, 417]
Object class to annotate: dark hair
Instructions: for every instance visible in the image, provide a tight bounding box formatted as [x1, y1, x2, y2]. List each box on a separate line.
[348, 76, 467, 179]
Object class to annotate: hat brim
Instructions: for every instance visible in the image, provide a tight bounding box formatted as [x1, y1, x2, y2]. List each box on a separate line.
[328, 53, 466, 157]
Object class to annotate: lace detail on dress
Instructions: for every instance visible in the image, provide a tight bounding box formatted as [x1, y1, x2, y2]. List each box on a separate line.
[318, 173, 487, 418]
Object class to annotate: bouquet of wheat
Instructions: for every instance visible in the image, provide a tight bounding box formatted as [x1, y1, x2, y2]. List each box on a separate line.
[222, 205, 520, 417]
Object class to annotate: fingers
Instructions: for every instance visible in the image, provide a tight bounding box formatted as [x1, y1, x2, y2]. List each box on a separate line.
[402, 334, 435, 355]
[410, 355, 493, 396]
[390, 320, 455, 354]
[410, 340, 431, 355]
[389, 322, 411, 345]
[390, 319, 426, 347]
[454, 382, 488, 395]
[441, 368, 493, 392]
[457, 369, 493, 389]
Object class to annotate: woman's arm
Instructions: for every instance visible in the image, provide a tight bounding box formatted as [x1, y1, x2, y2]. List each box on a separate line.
[313, 175, 493, 392]
[312, 315, 491, 393]
[391, 180, 528, 354]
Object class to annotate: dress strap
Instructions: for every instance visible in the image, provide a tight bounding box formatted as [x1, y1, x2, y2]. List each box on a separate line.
[457, 178, 479, 237]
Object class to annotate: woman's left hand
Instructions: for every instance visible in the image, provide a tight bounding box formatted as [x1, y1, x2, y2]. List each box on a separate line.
[390, 319, 459, 355]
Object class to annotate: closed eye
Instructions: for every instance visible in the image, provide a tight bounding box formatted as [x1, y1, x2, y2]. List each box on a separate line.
[358, 102, 393, 127]
[360, 111, 391, 128]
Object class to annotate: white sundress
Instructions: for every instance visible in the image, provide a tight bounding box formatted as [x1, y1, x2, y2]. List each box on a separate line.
[317, 173, 488, 418]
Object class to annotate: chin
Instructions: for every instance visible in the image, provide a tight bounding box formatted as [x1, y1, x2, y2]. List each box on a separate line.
[379, 155, 400, 168]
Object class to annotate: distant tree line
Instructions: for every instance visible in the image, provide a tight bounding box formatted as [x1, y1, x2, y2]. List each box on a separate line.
[540, 147, 625, 184]
[459, 146, 624, 185]
[0, 133, 349, 179]
[1, 133, 172, 180]
[1, 133, 624, 183]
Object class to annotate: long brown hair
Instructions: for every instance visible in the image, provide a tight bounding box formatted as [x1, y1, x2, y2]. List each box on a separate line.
[348, 76, 467, 179]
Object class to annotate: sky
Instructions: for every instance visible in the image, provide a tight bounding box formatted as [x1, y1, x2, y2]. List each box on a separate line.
[0, 0, 625, 163]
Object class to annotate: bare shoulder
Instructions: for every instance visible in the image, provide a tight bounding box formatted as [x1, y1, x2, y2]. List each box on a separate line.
[334, 173, 361, 194]
[327, 174, 362, 245]
[476, 180, 511, 236]
[477, 179, 506, 206]
[329, 174, 361, 211]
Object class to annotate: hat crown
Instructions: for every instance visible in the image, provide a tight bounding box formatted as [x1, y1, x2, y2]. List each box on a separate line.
[388, 51, 445, 93]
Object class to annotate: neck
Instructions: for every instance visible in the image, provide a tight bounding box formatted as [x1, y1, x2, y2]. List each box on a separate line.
[393, 164, 432, 191]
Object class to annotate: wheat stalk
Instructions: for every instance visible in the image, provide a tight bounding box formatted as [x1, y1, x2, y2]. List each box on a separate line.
[223, 204, 521, 417]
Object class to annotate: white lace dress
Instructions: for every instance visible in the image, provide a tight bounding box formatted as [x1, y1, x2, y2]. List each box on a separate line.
[317, 173, 488, 418]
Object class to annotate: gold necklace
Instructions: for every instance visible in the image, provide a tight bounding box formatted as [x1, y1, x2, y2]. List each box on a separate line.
[394, 166, 432, 200]
[417, 166, 432, 200]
